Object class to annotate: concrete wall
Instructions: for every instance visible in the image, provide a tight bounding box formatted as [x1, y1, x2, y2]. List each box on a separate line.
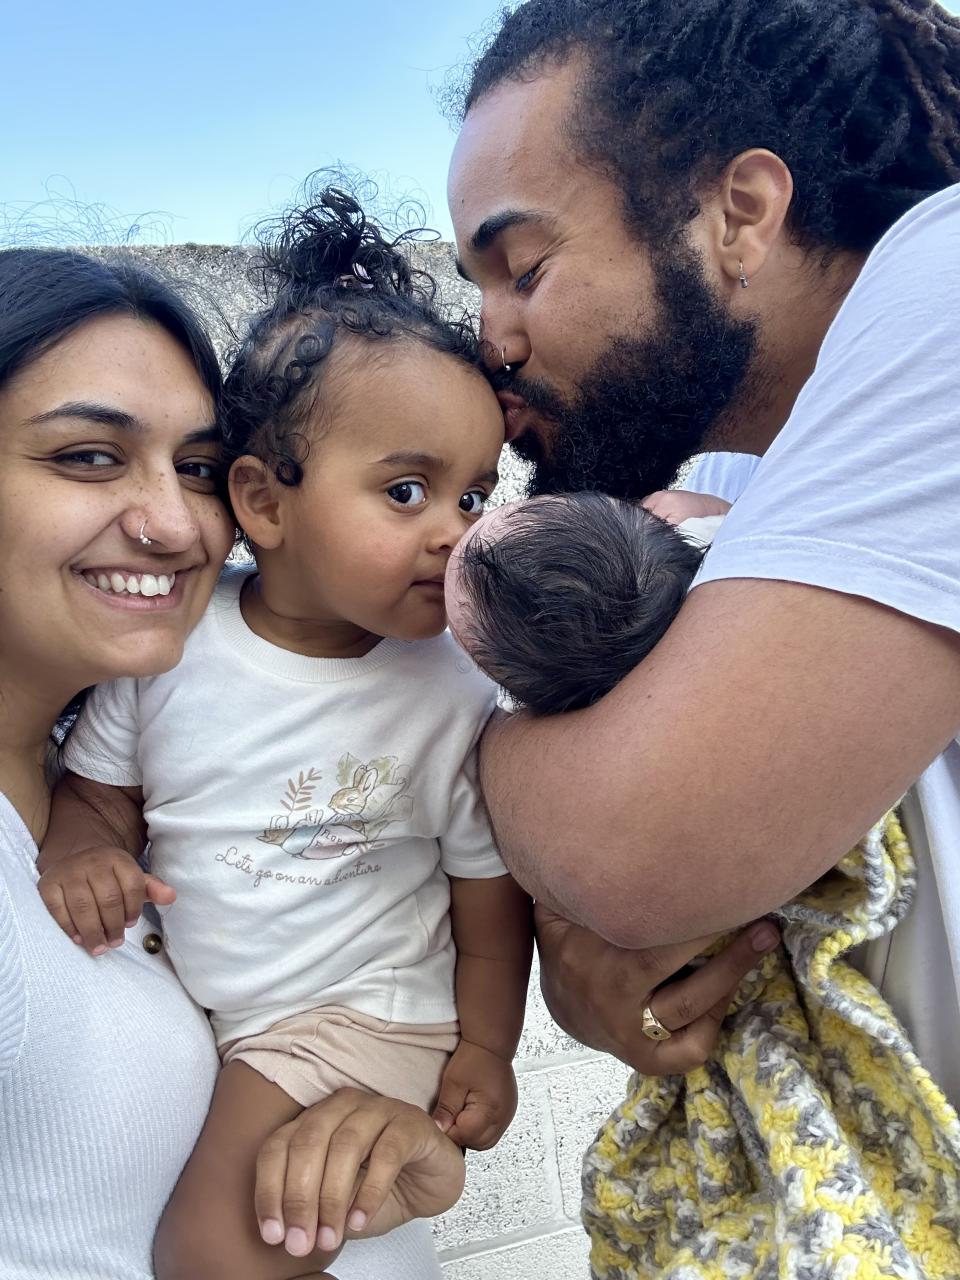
[121, 243, 631, 1278]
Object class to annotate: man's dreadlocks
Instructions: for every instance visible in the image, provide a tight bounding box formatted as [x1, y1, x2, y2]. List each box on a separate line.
[463, 0, 960, 252]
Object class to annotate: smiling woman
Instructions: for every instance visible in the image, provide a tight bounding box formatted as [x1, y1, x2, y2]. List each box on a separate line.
[1, 315, 232, 696]
[0, 249, 233, 815]
[0, 247, 236, 1280]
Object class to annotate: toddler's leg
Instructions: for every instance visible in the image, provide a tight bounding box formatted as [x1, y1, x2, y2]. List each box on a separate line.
[154, 1061, 335, 1280]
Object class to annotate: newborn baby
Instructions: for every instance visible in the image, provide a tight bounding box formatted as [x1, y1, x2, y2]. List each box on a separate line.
[445, 490, 729, 714]
[444, 491, 960, 1280]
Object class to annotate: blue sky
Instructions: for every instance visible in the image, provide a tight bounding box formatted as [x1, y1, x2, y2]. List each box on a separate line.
[4, 0, 959, 248]
[1, 0, 507, 246]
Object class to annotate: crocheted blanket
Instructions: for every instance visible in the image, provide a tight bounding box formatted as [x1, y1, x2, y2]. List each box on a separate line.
[582, 812, 960, 1280]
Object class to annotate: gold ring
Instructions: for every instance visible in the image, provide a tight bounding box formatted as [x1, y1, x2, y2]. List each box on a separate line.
[641, 1005, 672, 1041]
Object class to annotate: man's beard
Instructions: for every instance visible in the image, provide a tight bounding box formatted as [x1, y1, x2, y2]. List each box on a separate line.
[510, 246, 758, 498]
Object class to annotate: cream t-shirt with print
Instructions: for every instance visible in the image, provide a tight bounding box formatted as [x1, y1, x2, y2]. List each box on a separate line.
[64, 567, 505, 1046]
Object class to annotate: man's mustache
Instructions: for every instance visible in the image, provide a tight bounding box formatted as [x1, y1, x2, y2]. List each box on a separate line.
[493, 371, 569, 421]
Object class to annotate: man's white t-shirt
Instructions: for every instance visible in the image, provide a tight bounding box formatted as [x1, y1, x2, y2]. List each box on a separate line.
[63, 568, 505, 1045]
[685, 183, 960, 1108]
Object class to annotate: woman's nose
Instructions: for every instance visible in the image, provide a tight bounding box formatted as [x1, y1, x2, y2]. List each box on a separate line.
[123, 475, 201, 552]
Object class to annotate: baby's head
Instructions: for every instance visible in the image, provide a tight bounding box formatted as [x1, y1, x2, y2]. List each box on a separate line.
[446, 493, 704, 714]
[222, 186, 504, 644]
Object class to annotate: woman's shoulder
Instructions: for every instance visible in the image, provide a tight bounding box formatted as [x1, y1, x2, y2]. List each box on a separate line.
[0, 794, 30, 1081]
[0, 792, 38, 880]
[0, 890, 27, 1082]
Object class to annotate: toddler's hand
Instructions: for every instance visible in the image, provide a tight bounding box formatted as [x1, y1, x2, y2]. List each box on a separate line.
[432, 1040, 518, 1150]
[642, 489, 732, 525]
[255, 1088, 465, 1257]
[38, 845, 175, 955]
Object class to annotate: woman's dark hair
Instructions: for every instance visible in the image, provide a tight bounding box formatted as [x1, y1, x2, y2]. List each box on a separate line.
[222, 184, 483, 486]
[0, 247, 222, 402]
[457, 494, 704, 714]
[0, 247, 223, 737]
[463, 0, 960, 253]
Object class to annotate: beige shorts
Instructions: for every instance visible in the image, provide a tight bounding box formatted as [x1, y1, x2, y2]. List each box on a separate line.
[221, 1006, 460, 1111]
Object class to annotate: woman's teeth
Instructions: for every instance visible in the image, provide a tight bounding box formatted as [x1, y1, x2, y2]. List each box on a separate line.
[82, 571, 176, 598]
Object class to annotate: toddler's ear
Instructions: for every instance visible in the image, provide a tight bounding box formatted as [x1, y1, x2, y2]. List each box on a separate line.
[228, 455, 284, 550]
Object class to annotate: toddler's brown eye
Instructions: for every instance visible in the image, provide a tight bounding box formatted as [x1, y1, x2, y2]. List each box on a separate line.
[460, 491, 486, 515]
[387, 481, 427, 507]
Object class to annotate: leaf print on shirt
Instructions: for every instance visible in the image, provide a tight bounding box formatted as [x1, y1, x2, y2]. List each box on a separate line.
[281, 768, 322, 814]
[257, 755, 414, 860]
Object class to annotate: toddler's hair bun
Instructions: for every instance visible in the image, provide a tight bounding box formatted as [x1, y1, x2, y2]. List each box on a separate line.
[222, 172, 479, 494]
[258, 186, 416, 300]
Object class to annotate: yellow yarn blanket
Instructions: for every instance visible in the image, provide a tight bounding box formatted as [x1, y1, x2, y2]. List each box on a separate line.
[583, 812, 960, 1280]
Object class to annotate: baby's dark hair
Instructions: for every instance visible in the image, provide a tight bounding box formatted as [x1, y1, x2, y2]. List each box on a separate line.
[222, 183, 482, 484]
[457, 494, 704, 715]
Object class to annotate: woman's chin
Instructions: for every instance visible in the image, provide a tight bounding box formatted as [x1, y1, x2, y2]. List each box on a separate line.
[92, 634, 189, 682]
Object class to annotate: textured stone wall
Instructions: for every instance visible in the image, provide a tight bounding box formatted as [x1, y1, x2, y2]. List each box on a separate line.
[120, 243, 630, 1278]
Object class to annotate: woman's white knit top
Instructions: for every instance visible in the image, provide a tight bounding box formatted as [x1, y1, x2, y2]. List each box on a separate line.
[0, 791, 218, 1279]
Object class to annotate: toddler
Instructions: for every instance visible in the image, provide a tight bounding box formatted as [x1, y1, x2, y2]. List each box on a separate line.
[38, 189, 531, 1278]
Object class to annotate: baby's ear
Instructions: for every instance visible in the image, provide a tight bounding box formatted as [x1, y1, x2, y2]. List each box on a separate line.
[228, 455, 284, 550]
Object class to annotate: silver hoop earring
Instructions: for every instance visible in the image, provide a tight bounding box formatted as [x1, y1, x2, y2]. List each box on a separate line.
[738, 260, 749, 289]
[138, 520, 153, 547]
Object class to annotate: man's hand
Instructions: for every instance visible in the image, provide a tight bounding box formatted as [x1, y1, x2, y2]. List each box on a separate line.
[432, 1040, 518, 1150]
[38, 846, 175, 955]
[254, 1089, 466, 1258]
[535, 904, 779, 1074]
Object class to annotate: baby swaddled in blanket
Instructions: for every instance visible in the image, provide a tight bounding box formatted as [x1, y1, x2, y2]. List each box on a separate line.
[445, 488, 960, 1280]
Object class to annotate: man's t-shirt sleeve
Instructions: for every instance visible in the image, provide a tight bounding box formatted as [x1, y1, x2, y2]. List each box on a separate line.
[682, 451, 761, 502]
[693, 184, 960, 637]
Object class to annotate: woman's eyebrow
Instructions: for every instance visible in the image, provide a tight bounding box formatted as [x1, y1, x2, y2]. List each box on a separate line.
[28, 401, 144, 432]
[183, 424, 221, 445]
[27, 402, 219, 445]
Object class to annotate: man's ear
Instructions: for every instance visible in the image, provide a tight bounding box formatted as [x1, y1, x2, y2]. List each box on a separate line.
[712, 148, 794, 290]
[228, 455, 284, 551]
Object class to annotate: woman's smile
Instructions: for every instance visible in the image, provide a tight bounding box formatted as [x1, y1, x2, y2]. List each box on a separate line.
[73, 565, 194, 610]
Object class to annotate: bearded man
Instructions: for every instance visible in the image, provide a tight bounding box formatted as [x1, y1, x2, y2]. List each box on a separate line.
[448, 0, 960, 1117]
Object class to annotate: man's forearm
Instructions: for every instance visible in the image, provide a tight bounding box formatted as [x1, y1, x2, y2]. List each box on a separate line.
[479, 579, 960, 949]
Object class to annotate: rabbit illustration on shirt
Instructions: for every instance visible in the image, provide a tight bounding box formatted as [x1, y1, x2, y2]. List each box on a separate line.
[257, 756, 414, 858]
